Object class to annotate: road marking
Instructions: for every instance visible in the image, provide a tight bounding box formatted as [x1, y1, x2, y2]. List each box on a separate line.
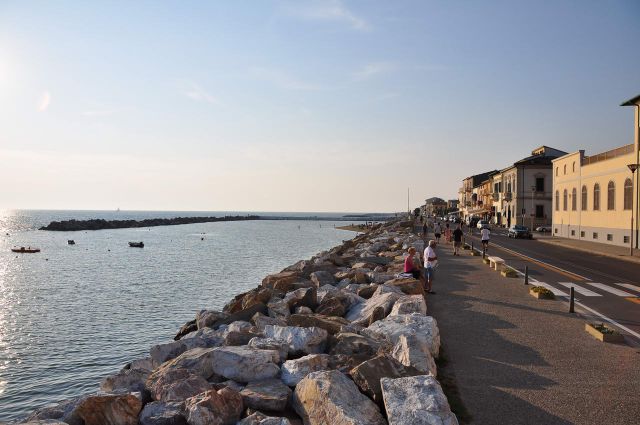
[584, 282, 635, 297]
[486, 240, 591, 281]
[615, 283, 640, 293]
[532, 282, 568, 296]
[556, 282, 601, 297]
[626, 297, 640, 305]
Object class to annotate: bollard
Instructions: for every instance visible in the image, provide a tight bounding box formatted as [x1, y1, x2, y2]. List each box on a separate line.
[471, 242, 474, 252]
[524, 266, 529, 285]
[569, 287, 575, 313]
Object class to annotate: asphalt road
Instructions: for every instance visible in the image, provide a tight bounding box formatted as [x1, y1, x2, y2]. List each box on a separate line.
[459, 226, 640, 342]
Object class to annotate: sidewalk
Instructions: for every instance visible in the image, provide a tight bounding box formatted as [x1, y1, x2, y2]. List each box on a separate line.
[536, 236, 640, 264]
[427, 243, 640, 425]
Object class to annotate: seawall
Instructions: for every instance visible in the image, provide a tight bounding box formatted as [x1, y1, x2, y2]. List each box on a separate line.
[19, 219, 458, 425]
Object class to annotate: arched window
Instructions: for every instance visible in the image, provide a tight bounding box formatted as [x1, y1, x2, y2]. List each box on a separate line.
[607, 181, 615, 210]
[555, 190, 559, 211]
[571, 188, 577, 211]
[593, 184, 600, 210]
[624, 178, 633, 210]
[563, 189, 568, 211]
[581, 185, 587, 211]
[563, 164, 567, 175]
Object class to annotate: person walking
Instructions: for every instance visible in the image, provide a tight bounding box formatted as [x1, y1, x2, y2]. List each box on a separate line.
[453, 224, 464, 255]
[423, 240, 438, 294]
[422, 222, 428, 237]
[433, 222, 442, 244]
[481, 225, 491, 255]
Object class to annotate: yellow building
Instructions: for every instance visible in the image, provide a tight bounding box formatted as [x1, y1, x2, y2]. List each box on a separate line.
[552, 94, 640, 247]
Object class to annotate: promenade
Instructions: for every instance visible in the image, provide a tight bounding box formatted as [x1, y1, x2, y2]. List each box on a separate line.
[427, 241, 640, 425]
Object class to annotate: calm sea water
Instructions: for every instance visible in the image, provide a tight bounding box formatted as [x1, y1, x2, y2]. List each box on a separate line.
[0, 210, 361, 421]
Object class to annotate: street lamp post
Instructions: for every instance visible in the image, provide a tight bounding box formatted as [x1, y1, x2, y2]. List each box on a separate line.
[628, 163, 639, 255]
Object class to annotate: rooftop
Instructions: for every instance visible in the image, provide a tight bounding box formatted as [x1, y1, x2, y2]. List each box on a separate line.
[620, 94, 640, 106]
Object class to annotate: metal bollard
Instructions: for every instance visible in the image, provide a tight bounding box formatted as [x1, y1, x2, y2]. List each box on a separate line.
[524, 266, 529, 285]
[569, 287, 575, 313]
[471, 242, 474, 252]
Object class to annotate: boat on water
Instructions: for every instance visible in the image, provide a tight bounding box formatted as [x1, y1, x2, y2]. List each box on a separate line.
[11, 247, 41, 253]
[68, 240, 76, 245]
[128, 242, 144, 248]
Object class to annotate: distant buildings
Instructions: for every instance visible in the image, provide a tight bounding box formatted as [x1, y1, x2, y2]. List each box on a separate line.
[551, 95, 640, 247]
[423, 197, 448, 217]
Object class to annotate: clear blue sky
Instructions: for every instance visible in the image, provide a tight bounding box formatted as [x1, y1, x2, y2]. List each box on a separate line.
[1, 1, 639, 212]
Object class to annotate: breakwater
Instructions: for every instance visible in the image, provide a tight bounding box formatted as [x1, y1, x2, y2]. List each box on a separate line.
[38, 215, 260, 231]
[20, 219, 458, 425]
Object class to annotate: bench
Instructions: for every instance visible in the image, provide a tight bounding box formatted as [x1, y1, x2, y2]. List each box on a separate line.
[487, 256, 505, 271]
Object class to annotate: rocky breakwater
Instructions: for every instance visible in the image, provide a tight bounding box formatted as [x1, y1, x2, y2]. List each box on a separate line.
[19, 219, 458, 425]
[39, 215, 260, 231]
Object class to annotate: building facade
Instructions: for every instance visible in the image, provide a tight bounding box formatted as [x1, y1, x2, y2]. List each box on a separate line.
[552, 95, 640, 247]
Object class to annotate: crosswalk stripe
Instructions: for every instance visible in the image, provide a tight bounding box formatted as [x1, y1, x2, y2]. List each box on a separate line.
[615, 283, 640, 293]
[534, 282, 568, 296]
[557, 282, 602, 296]
[584, 282, 635, 297]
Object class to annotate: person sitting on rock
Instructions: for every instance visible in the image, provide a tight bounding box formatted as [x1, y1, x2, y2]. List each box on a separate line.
[404, 247, 422, 281]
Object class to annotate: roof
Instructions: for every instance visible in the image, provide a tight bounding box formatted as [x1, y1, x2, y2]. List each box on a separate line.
[621, 94, 640, 106]
[425, 197, 446, 204]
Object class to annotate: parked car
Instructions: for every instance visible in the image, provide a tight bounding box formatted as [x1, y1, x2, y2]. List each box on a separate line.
[535, 225, 552, 233]
[508, 225, 533, 239]
[476, 220, 490, 229]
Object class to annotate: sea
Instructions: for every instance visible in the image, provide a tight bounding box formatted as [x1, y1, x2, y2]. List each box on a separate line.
[0, 210, 367, 421]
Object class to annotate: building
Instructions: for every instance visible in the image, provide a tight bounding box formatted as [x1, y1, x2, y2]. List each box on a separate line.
[458, 171, 498, 222]
[447, 199, 459, 211]
[424, 197, 448, 217]
[552, 94, 640, 247]
[493, 146, 567, 229]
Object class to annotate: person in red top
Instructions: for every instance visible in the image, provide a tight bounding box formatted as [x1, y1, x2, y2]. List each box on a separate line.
[404, 247, 422, 280]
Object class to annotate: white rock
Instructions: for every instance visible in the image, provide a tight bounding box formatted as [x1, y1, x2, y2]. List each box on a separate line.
[362, 313, 440, 358]
[263, 325, 328, 355]
[381, 375, 458, 425]
[344, 292, 399, 326]
[281, 354, 331, 387]
[248, 337, 289, 363]
[391, 333, 437, 376]
[389, 295, 427, 316]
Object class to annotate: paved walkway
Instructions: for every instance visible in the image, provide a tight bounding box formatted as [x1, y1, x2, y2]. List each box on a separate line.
[537, 236, 640, 264]
[427, 243, 640, 425]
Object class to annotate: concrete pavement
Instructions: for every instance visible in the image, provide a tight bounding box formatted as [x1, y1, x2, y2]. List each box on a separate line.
[427, 242, 640, 425]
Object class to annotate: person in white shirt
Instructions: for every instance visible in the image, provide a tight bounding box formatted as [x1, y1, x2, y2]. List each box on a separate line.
[480, 226, 491, 251]
[423, 240, 438, 294]
[433, 223, 442, 244]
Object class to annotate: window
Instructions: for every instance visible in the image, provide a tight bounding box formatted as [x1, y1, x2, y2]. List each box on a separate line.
[607, 181, 615, 210]
[624, 178, 633, 210]
[571, 188, 577, 211]
[555, 167, 558, 176]
[563, 189, 568, 211]
[593, 184, 600, 210]
[571, 230, 575, 236]
[563, 164, 567, 175]
[554, 228, 558, 234]
[555, 190, 559, 211]
[535, 205, 544, 218]
[581, 231, 585, 238]
[624, 236, 630, 244]
[607, 234, 613, 241]
[536, 177, 544, 192]
[581, 185, 587, 210]
[572, 161, 576, 173]
[593, 232, 598, 239]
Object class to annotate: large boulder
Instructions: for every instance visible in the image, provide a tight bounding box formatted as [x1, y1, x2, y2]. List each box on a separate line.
[362, 313, 440, 358]
[292, 370, 386, 425]
[310, 271, 335, 287]
[262, 271, 300, 291]
[196, 310, 229, 330]
[381, 375, 458, 425]
[263, 325, 328, 355]
[242, 288, 276, 310]
[344, 292, 399, 326]
[314, 296, 346, 317]
[327, 332, 388, 368]
[287, 314, 352, 335]
[281, 354, 331, 387]
[100, 361, 153, 393]
[139, 401, 187, 425]
[248, 337, 289, 363]
[148, 368, 211, 402]
[237, 412, 292, 425]
[267, 298, 291, 319]
[252, 312, 287, 330]
[184, 388, 243, 425]
[383, 278, 424, 295]
[71, 393, 142, 425]
[389, 295, 427, 316]
[349, 354, 421, 404]
[391, 333, 437, 376]
[283, 287, 318, 310]
[239, 378, 292, 412]
[367, 272, 397, 284]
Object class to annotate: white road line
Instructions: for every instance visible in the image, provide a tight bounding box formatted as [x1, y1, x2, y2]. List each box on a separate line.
[614, 283, 640, 293]
[584, 282, 635, 297]
[557, 282, 602, 297]
[533, 282, 568, 296]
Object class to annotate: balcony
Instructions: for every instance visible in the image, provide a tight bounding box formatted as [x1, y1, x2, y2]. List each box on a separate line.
[503, 192, 512, 201]
[492, 193, 499, 201]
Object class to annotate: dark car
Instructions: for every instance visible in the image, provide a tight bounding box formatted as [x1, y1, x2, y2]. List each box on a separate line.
[508, 225, 532, 239]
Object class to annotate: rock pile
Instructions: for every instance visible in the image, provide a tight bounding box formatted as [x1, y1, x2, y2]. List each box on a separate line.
[20, 219, 458, 425]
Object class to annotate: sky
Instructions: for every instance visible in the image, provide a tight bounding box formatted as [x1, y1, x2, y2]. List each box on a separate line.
[1, 0, 639, 213]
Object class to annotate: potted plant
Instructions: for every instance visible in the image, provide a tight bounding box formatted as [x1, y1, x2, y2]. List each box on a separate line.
[501, 267, 518, 278]
[585, 323, 625, 343]
[529, 286, 554, 299]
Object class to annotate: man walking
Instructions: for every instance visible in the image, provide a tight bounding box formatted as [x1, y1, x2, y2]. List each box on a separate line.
[423, 240, 438, 294]
[453, 224, 464, 255]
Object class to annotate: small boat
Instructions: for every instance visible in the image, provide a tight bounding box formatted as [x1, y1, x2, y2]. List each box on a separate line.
[128, 242, 144, 248]
[11, 246, 41, 253]
[68, 240, 76, 245]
